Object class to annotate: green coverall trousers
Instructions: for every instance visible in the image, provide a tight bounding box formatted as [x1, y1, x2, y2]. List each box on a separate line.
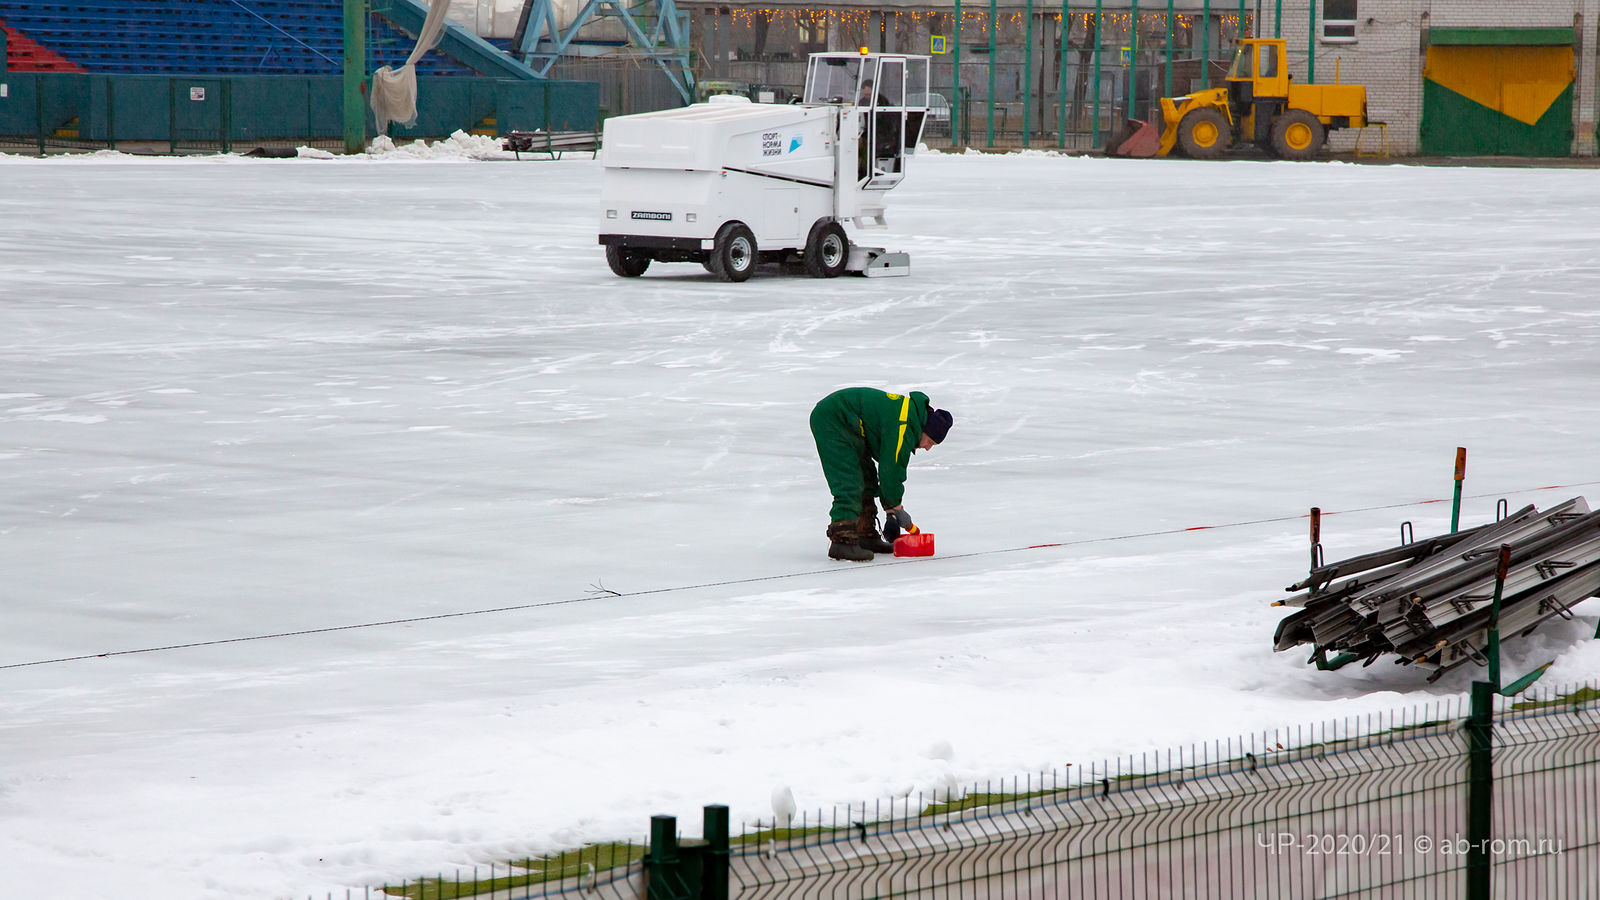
[809, 404, 880, 524]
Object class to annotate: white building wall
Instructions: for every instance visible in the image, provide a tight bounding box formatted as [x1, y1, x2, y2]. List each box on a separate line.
[1271, 0, 1597, 156]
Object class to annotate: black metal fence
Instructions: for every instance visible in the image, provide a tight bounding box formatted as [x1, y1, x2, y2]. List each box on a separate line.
[685, 5, 1258, 151]
[351, 679, 1598, 899]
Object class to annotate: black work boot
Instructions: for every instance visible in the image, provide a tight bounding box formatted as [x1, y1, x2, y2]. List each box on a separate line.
[857, 509, 896, 554]
[827, 521, 874, 562]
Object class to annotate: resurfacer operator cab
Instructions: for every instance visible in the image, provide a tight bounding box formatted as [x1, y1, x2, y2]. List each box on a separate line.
[597, 51, 931, 282]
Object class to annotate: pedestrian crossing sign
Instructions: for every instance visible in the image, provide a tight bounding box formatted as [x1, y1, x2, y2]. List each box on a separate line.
[931, 35, 948, 54]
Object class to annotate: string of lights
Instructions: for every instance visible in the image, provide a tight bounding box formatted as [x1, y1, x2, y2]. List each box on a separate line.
[721, 8, 1250, 29]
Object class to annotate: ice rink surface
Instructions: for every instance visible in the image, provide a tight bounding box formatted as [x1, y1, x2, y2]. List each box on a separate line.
[5, 144, 1600, 898]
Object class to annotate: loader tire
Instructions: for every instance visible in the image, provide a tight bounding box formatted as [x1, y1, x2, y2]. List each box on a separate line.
[605, 244, 651, 278]
[803, 220, 849, 278]
[1271, 110, 1325, 161]
[1177, 107, 1228, 159]
[708, 222, 757, 283]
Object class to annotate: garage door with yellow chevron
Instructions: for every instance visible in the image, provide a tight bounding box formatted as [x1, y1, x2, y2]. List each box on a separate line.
[1421, 29, 1575, 157]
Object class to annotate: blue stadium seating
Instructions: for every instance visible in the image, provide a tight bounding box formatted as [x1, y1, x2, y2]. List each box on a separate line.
[0, 0, 478, 76]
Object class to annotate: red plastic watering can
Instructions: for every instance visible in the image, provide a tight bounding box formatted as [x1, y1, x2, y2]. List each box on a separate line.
[893, 524, 934, 557]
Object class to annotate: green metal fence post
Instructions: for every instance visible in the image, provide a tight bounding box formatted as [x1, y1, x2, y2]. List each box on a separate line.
[343, 0, 368, 154]
[1465, 681, 1494, 900]
[168, 78, 177, 155]
[1451, 447, 1466, 533]
[702, 805, 730, 900]
[1023, 0, 1034, 146]
[953, 0, 962, 147]
[31, 76, 42, 156]
[1488, 544, 1510, 690]
[1057, 0, 1069, 147]
[1306, 0, 1316, 82]
[1128, 0, 1138, 123]
[36, 76, 46, 156]
[1273, 0, 1281, 37]
[986, 0, 996, 146]
[645, 814, 689, 900]
[1239, 0, 1246, 39]
[106, 77, 116, 153]
[221, 78, 232, 154]
[1201, 0, 1210, 87]
[1091, 0, 1102, 146]
[1164, 0, 1173, 100]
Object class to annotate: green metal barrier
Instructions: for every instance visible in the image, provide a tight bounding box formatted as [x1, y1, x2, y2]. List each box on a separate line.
[372, 680, 1600, 899]
[0, 72, 598, 154]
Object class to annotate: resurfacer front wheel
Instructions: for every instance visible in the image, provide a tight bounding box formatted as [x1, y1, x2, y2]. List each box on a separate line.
[605, 244, 651, 277]
[708, 222, 757, 282]
[803, 220, 849, 278]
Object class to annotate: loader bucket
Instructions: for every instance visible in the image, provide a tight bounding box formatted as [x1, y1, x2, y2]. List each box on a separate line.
[1104, 119, 1159, 158]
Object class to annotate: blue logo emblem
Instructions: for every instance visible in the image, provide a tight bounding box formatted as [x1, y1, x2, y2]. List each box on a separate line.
[789, 136, 803, 153]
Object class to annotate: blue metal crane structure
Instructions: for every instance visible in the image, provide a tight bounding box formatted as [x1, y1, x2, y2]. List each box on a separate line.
[511, 0, 694, 105]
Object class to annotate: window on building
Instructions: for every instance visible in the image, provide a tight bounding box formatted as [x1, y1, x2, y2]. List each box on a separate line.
[798, 13, 828, 49]
[1322, 0, 1357, 43]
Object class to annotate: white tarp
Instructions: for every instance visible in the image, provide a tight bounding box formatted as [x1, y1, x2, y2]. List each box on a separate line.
[369, 0, 454, 131]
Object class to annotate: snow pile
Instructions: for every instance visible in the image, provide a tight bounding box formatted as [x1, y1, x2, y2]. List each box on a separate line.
[0, 130, 525, 165]
[364, 130, 516, 161]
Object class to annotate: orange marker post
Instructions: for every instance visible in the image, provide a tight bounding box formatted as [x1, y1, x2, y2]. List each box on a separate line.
[1451, 447, 1466, 534]
[1309, 507, 1322, 571]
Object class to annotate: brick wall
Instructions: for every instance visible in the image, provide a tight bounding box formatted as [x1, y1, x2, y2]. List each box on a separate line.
[1270, 0, 1597, 156]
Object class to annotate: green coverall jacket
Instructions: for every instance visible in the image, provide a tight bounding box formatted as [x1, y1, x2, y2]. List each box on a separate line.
[809, 387, 932, 523]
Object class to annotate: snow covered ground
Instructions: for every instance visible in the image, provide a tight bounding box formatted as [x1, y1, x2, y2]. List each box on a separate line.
[5, 138, 1600, 899]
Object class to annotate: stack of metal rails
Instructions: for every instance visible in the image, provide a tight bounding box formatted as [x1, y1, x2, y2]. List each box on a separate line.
[1274, 497, 1600, 681]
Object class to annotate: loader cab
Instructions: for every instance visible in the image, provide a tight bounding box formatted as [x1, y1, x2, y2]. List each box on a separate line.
[803, 52, 931, 190]
[1226, 39, 1291, 100]
[1226, 39, 1291, 143]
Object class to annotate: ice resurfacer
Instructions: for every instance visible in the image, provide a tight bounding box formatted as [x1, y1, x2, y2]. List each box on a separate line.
[598, 51, 931, 282]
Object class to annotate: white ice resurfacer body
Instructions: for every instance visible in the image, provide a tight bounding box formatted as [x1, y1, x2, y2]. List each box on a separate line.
[598, 52, 931, 281]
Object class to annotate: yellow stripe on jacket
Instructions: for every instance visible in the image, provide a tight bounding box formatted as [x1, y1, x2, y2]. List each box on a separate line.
[894, 395, 909, 458]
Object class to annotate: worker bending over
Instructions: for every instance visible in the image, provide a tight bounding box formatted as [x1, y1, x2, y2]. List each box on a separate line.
[809, 387, 953, 561]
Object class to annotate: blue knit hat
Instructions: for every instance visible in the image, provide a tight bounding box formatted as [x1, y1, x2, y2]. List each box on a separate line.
[923, 408, 953, 444]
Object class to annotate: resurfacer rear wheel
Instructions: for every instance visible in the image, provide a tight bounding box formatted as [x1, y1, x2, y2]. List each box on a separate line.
[605, 244, 651, 277]
[803, 220, 849, 278]
[708, 222, 757, 283]
[1177, 107, 1228, 159]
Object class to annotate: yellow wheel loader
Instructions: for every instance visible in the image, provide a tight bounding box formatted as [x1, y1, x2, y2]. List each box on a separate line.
[1110, 38, 1367, 160]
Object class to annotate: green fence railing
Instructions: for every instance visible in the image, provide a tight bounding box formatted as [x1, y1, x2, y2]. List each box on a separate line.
[355, 679, 1599, 899]
[0, 72, 599, 156]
